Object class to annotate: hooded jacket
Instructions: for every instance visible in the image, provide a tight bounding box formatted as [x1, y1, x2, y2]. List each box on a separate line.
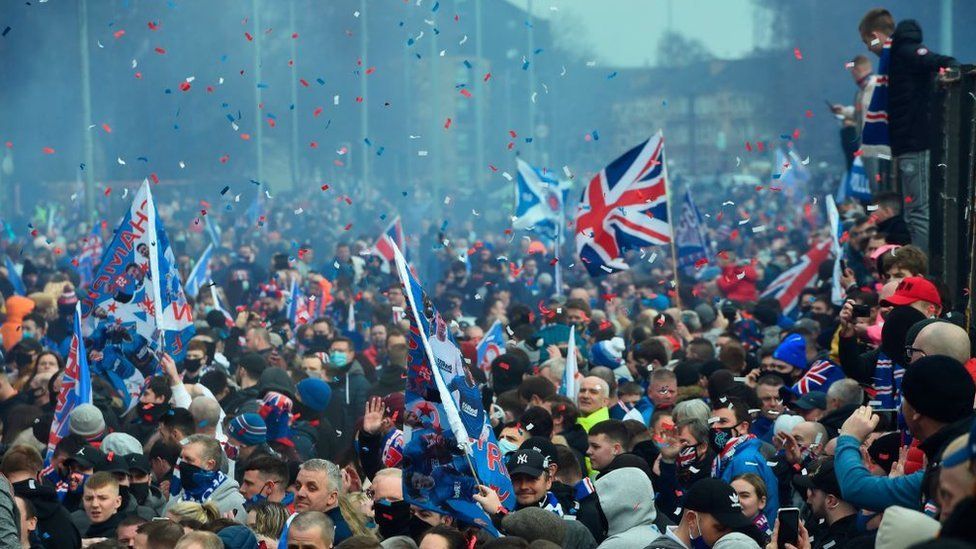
[595, 467, 660, 549]
[887, 20, 957, 155]
[1, 295, 35, 351]
[10, 479, 77, 549]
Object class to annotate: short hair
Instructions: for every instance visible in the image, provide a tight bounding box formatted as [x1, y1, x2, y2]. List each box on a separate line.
[554, 444, 582, 480]
[243, 454, 289, 485]
[826, 379, 864, 409]
[686, 338, 715, 361]
[330, 336, 354, 350]
[873, 191, 902, 214]
[859, 8, 895, 35]
[718, 341, 746, 370]
[881, 245, 928, 276]
[188, 397, 221, 432]
[136, 520, 185, 549]
[676, 418, 710, 445]
[199, 370, 229, 396]
[187, 339, 208, 354]
[184, 434, 223, 466]
[145, 376, 173, 402]
[119, 514, 148, 529]
[1, 445, 43, 477]
[149, 439, 182, 466]
[713, 396, 752, 425]
[563, 298, 591, 317]
[290, 511, 336, 545]
[238, 353, 269, 380]
[672, 399, 711, 424]
[84, 471, 119, 493]
[588, 419, 629, 447]
[519, 407, 554, 439]
[650, 368, 677, 385]
[732, 472, 768, 502]
[248, 501, 290, 540]
[174, 531, 223, 549]
[335, 535, 384, 549]
[852, 54, 871, 68]
[757, 374, 785, 389]
[300, 459, 342, 493]
[23, 313, 46, 331]
[518, 376, 557, 403]
[544, 395, 579, 426]
[632, 338, 670, 368]
[421, 525, 468, 549]
[160, 408, 196, 436]
[617, 382, 644, 397]
[247, 327, 272, 345]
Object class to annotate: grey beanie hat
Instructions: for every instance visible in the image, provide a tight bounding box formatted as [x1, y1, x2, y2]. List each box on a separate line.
[68, 403, 106, 438]
[101, 432, 143, 456]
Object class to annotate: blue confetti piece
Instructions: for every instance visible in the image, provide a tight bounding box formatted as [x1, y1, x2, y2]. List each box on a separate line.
[662, 100, 668, 107]
[164, 88, 172, 94]
[316, 78, 325, 85]
[607, 71, 618, 79]
[407, 38, 415, 46]
[267, 113, 277, 120]
[257, 82, 269, 89]
[432, 1, 439, 12]
[463, 60, 472, 68]
[398, 21, 404, 27]
[525, 137, 533, 143]
[220, 186, 230, 195]
[137, 157, 149, 162]
[440, 220, 449, 231]
[415, 53, 422, 60]
[592, 130, 600, 141]
[220, 54, 228, 62]
[522, 60, 529, 70]
[249, 179, 261, 185]
[221, 102, 229, 108]
[780, 134, 791, 140]
[534, 48, 543, 54]
[380, 213, 387, 220]
[79, 164, 85, 170]
[376, 146, 385, 156]
[2, 27, 11, 37]
[773, 173, 782, 179]
[402, 191, 408, 196]
[226, 114, 235, 123]
[289, 104, 295, 110]
[364, 138, 372, 146]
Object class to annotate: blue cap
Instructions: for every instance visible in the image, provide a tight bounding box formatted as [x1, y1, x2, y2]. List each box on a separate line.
[297, 378, 333, 412]
[773, 333, 807, 370]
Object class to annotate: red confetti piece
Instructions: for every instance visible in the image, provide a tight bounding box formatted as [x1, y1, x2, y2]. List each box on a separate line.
[343, 223, 353, 231]
[313, 107, 323, 117]
[291, 32, 299, 39]
[320, 184, 330, 191]
[42, 147, 55, 154]
[756, 141, 765, 152]
[178, 81, 191, 92]
[509, 130, 518, 138]
[444, 117, 452, 129]
[154, 47, 166, 54]
[4, 142, 11, 148]
[240, 133, 251, 140]
[852, 149, 863, 157]
[488, 164, 498, 172]
[149, 173, 159, 184]
[483, 72, 492, 81]
[53, 247, 62, 255]
[805, 109, 813, 118]
[288, 59, 294, 67]
[245, 32, 253, 41]
[148, 21, 159, 30]
[113, 29, 125, 39]
[694, 258, 709, 269]
[300, 78, 309, 87]
[793, 47, 803, 60]
[101, 123, 112, 133]
[104, 187, 112, 196]
[365, 67, 376, 75]
[134, 72, 142, 79]
[904, 195, 913, 204]
[206, 86, 214, 93]
[219, 154, 230, 164]
[745, 142, 753, 152]
[267, 118, 276, 128]
[310, 141, 318, 148]
[459, 88, 472, 98]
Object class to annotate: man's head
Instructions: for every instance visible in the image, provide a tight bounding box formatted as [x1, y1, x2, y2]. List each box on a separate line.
[14, 496, 36, 547]
[369, 324, 388, 349]
[937, 434, 974, 521]
[83, 472, 122, 524]
[850, 54, 873, 82]
[901, 356, 976, 441]
[140, 376, 173, 405]
[682, 478, 753, 546]
[768, 334, 807, 381]
[756, 375, 785, 420]
[505, 449, 554, 507]
[871, 191, 902, 223]
[859, 8, 895, 54]
[648, 369, 678, 410]
[135, 519, 185, 549]
[791, 422, 828, 456]
[188, 396, 222, 435]
[117, 515, 147, 548]
[796, 459, 851, 522]
[287, 511, 336, 549]
[826, 379, 863, 412]
[369, 468, 403, 504]
[180, 434, 222, 472]
[301, 354, 326, 378]
[909, 320, 969, 365]
[240, 454, 289, 502]
[21, 313, 47, 341]
[245, 327, 273, 353]
[577, 376, 610, 415]
[880, 277, 942, 318]
[586, 420, 629, 471]
[0, 445, 44, 484]
[880, 246, 928, 283]
[294, 459, 341, 513]
[709, 398, 752, 451]
[328, 337, 355, 370]
[677, 418, 711, 456]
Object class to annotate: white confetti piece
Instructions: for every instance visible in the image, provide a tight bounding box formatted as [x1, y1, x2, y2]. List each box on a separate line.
[459, 35, 468, 45]
[131, 59, 138, 69]
[502, 172, 513, 181]
[117, 157, 126, 165]
[334, 95, 340, 105]
[179, 161, 186, 169]
[294, 207, 304, 214]
[186, 76, 195, 83]
[417, 150, 428, 156]
[751, 225, 766, 233]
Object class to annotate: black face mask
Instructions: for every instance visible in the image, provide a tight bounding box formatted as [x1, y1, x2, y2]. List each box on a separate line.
[408, 515, 435, 542]
[129, 482, 150, 504]
[311, 335, 331, 348]
[178, 462, 205, 493]
[118, 484, 131, 504]
[181, 358, 203, 373]
[762, 370, 794, 388]
[710, 426, 738, 454]
[292, 400, 320, 422]
[374, 499, 411, 539]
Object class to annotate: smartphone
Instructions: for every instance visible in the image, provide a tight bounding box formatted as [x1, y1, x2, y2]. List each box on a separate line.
[876, 408, 899, 430]
[852, 304, 871, 318]
[840, 259, 848, 272]
[777, 508, 800, 549]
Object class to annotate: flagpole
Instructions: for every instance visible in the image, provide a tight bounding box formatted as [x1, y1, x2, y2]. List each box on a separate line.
[661, 131, 683, 310]
[554, 221, 563, 297]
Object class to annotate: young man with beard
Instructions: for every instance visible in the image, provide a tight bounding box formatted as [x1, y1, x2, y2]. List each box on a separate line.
[709, 397, 779, 525]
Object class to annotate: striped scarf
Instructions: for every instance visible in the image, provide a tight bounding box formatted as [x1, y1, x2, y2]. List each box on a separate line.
[861, 40, 892, 158]
[870, 351, 905, 408]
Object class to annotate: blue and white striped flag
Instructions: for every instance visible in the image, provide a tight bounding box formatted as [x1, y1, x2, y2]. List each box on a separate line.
[184, 244, 213, 299]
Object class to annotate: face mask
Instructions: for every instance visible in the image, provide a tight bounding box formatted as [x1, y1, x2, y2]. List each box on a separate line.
[181, 358, 203, 373]
[763, 370, 794, 387]
[329, 351, 349, 368]
[312, 335, 331, 348]
[374, 499, 411, 539]
[409, 515, 435, 542]
[118, 484, 131, 503]
[21, 331, 33, 340]
[177, 461, 217, 496]
[678, 445, 698, 465]
[691, 513, 712, 549]
[129, 482, 149, 504]
[247, 490, 269, 506]
[710, 426, 737, 454]
[498, 439, 519, 456]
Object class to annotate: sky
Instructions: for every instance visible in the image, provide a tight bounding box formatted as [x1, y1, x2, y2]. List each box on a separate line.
[508, 0, 759, 67]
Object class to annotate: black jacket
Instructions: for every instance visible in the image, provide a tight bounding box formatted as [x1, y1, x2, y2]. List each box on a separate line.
[888, 20, 957, 155]
[13, 479, 81, 549]
[820, 404, 861, 439]
[877, 214, 912, 246]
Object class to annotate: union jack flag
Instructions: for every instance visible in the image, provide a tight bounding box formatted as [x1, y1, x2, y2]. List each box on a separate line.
[575, 131, 672, 277]
[792, 358, 844, 396]
[760, 240, 831, 316]
[372, 215, 405, 267]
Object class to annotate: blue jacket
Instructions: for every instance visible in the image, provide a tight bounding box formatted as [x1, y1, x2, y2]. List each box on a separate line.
[750, 416, 775, 444]
[717, 437, 780, 525]
[834, 435, 922, 511]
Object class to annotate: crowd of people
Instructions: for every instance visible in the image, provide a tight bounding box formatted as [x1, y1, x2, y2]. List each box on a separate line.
[0, 6, 972, 549]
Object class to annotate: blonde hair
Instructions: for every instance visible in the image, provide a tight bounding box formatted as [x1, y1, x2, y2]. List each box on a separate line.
[167, 501, 221, 525]
[339, 493, 376, 538]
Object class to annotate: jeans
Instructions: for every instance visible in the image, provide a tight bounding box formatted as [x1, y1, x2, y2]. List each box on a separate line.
[896, 150, 930, 253]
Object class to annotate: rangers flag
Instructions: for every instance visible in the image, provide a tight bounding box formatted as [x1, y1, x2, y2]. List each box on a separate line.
[372, 215, 405, 267]
[46, 303, 92, 464]
[513, 158, 571, 241]
[675, 189, 710, 270]
[575, 131, 672, 277]
[760, 240, 831, 315]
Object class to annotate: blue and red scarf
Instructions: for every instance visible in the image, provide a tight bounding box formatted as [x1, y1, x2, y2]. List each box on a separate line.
[711, 434, 758, 477]
[861, 39, 891, 158]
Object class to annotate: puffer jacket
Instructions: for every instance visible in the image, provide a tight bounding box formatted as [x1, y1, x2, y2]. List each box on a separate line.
[1, 295, 35, 351]
[594, 467, 660, 549]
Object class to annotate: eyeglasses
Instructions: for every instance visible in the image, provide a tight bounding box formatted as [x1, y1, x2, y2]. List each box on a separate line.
[905, 346, 927, 362]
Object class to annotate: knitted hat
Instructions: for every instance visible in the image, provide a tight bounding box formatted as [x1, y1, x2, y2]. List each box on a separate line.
[68, 404, 106, 438]
[694, 303, 717, 327]
[296, 378, 332, 413]
[101, 432, 142, 456]
[228, 413, 267, 447]
[57, 289, 79, 307]
[258, 392, 294, 445]
[901, 355, 976, 424]
[589, 337, 625, 368]
[773, 333, 806, 370]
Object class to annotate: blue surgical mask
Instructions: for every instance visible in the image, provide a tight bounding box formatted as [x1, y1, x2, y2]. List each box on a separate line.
[21, 331, 33, 340]
[329, 351, 349, 368]
[691, 513, 712, 549]
[498, 439, 519, 456]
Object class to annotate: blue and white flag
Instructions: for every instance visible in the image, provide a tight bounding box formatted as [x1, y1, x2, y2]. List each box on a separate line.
[475, 320, 505, 380]
[560, 326, 579, 404]
[3, 255, 25, 296]
[675, 189, 711, 270]
[46, 303, 92, 464]
[210, 282, 234, 325]
[514, 159, 571, 241]
[826, 195, 845, 306]
[835, 156, 873, 203]
[81, 180, 195, 409]
[184, 244, 213, 299]
[393, 243, 514, 535]
[75, 227, 104, 289]
[775, 148, 811, 199]
[204, 215, 222, 248]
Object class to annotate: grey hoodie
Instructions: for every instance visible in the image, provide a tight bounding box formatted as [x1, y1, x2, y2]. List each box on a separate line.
[595, 467, 660, 549]
[163, 475, 248, 523]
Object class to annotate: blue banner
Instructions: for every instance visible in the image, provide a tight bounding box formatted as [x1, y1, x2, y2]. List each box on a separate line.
[475, 321, 505, 380]
[184, 244, 213, 299]
[46, 304, 92, 464]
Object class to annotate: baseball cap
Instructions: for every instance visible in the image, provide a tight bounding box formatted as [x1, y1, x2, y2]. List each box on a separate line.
[793, 458, 842, 498]
[126, 453, 152, 475]
[790, 391, 827, 412]
[66, 446, 106, 471]
[506, 449, 549, 478]
[97, 451, 130, 476]
[519, 437, 557, 465]
[880, 277, 942, 308]
[684, 478, 753, 529]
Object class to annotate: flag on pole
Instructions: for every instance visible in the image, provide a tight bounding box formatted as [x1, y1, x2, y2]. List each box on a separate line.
[3, 255, 26, 296]
[204, 215, 222, 248]
[184, 244, 214, 299]
[475, 321, 505, 380]
[46, 303, 92, 464]
[575, 131, 672, 277]
[81, 180, 195, 409]
[514, 159, 570, 241]
[825, 195, 845, 306]
[675, 189, 711, 271]
[560, 326, 579, 404]
[75, 227, 104, 289]
[760, 240, 832, 316]
[210, 282, 234, 325]
[835, 156, 873, 203]
[392, 243, 514, 534]
[372, 215, 405, 266]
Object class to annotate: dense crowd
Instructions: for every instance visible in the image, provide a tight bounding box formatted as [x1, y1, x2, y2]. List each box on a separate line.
[0, 6, 972, 549]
